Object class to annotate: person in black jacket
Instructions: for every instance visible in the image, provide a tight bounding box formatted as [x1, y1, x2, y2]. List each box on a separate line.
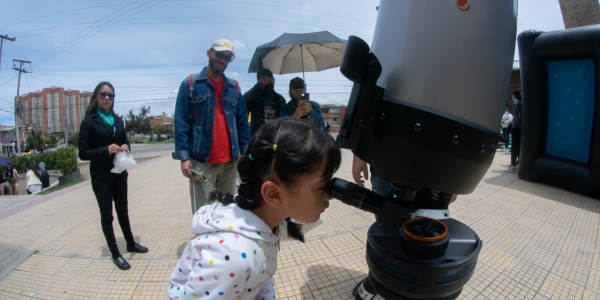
[79, 81, 148, 271]
[243, 68, 286, 136]
[39, 162, 50, 189]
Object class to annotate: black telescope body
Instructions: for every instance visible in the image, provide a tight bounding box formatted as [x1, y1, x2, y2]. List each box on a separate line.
[325, 1, 517, 298]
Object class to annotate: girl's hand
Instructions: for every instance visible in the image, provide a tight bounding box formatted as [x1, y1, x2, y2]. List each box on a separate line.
[120, 144, 130, 153]
[108, 144, 121, 154]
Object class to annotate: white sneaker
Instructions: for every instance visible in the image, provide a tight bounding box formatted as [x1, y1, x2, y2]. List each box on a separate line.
[504, 165, 516, 173]
[515, 164, 519, 171]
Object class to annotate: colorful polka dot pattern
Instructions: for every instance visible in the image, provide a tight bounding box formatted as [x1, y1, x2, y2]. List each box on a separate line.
[167, 205, 280, 300]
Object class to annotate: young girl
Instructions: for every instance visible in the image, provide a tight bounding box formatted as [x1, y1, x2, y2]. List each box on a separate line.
[167, 117, 341, 299]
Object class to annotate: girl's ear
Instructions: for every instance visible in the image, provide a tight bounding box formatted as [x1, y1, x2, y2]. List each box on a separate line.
[261, 180, 284, 208]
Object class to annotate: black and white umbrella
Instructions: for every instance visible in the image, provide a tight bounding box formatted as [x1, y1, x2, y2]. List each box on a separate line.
[248, 31, 347, 80]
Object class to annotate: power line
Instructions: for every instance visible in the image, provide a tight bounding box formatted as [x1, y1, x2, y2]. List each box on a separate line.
[34, 1, 145, 66]
[34, 60, 249, 72]
[0, 74, 17, 86]
[12, 18, 372, 39]
[0, 2, 145, 29]
[36, 0, 167, 68]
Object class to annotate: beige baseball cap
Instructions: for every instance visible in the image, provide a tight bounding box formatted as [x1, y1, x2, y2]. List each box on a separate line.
[211, 38, 235, 56]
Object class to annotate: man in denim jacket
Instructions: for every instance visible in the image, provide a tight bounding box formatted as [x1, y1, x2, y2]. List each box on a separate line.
[173, 38, 250, 214]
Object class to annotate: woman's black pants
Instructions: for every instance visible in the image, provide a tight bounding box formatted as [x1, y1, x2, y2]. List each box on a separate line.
[91, 169, 135, 258]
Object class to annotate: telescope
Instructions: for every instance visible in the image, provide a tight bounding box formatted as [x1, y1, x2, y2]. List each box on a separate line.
[325, 1, 517, 299]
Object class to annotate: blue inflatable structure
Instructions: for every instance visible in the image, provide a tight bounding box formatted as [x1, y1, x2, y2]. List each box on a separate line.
[518, 25, 600, 199]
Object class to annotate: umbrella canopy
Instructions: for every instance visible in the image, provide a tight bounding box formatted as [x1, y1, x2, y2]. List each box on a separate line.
[248, 31, 347, 79]
[0, 157, 13, 167]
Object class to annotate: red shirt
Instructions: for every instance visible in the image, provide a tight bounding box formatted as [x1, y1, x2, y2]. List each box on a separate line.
[207, 76, 232, 163]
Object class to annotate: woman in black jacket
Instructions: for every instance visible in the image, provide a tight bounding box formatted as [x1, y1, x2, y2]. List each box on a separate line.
[79, 81, 148, 271]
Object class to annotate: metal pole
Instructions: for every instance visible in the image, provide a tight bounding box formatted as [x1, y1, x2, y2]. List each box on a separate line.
[13, 59, 30, 155]
[15, 66, 22, 154]
[0, 35, 16, 76]
[300, 44, 305, 81]
[64, 96, 69, 147]
[0, 39, 4, 74]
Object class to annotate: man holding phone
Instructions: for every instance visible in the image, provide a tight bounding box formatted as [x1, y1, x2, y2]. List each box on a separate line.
[173, 38, 250, 214]
[279, 77, 326, 129]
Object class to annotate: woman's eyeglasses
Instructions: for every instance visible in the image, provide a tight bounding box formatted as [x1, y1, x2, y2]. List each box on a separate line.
[292, 85, 305, 90]
[213, 50, 234, 62]
[98, 92, 115, 100]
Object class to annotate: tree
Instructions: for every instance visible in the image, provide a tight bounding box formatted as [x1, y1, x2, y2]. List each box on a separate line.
[125, 106, 152, 135]
[25, 130, 44, 151]
[68, 132, 79, 147]
[152, 124, 173, 141]
[43, 133, 58, 149]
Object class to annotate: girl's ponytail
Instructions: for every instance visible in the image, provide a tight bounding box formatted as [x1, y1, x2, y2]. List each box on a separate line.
[285, 218, 304, 242]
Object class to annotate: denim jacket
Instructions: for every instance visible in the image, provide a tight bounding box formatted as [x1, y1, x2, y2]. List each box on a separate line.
[279, 99, 326, 129]
[172, 67, 250, 164]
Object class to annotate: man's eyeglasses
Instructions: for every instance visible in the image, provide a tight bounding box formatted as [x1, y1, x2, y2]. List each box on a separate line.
[292, 85, 305, 90]
[98, 92, 115, 100]
[213, 50, 234, 62]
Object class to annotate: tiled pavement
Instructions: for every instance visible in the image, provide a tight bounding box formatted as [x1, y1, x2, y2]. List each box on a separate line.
[0, 149, 598, 299]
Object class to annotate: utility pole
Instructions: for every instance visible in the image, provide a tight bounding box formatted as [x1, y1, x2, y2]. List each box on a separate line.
[64, 99, 69, 147]
[13, 59, 31, 155]
[0, 35, 16, 75]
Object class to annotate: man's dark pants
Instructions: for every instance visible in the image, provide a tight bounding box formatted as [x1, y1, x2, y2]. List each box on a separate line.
[511, 128, 521, 166]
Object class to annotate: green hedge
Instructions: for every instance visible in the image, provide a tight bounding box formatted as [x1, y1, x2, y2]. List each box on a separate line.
[9, 146, 78, 175]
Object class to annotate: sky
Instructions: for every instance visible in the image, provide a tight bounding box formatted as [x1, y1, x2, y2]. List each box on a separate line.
[0, 0, 565, 126]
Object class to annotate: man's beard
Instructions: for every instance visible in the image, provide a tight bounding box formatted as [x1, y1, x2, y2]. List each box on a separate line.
[208, 57, 226, 75]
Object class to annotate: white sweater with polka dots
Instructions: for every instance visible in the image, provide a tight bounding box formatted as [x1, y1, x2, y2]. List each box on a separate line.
[167, 202, 280, 300]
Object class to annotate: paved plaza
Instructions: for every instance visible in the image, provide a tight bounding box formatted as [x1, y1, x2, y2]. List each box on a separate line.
[0, 148, 598, 299]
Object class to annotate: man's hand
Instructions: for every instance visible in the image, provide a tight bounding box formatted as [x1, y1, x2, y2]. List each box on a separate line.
[108, 144, 121, 154]
[181, 160, 194, 180]
[352, 154, 369, 187]
[258, 76, 272, 87]
[293, 99, 309, 118]
[450, 194, 458, 203]
[120, 144, 130, 153]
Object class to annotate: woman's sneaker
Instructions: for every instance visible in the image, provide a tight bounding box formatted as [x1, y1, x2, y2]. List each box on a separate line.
[504, 165, 516, 173]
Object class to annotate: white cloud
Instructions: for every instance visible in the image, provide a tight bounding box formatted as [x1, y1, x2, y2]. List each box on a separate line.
[301, 3, 314, 15]
[232, 40, 246, 50]
[225, 71, 240, 78]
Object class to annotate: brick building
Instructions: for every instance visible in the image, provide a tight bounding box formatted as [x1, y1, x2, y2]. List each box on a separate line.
[321, 104, 346, 133]
[558, 0, 600, 29]
[15, 87, 92, 138]
[148, 112, 174, 130]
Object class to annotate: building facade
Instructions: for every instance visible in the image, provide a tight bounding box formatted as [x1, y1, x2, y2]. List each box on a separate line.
[148, 112, 174, 130]
[0, 126, 17, 156]
[14, 87, 92, 137]
[320, 105, 347, 133]
[559, 0, 600, 29]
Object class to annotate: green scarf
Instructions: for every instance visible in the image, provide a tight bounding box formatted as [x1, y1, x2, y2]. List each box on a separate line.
[97, 108, 115, 127]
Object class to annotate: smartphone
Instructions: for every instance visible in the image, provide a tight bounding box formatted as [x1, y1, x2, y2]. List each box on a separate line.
[191, 170, 208, 182]
[301, 100, 312, 113]
[300, 93, 310, 100]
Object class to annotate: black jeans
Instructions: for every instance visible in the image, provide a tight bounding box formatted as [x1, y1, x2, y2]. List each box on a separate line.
[91, 169, 135, 258]
[511, 128, 521, 166]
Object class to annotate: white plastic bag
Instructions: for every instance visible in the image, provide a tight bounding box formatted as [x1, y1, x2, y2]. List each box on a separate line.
[111, 151, 137, 173]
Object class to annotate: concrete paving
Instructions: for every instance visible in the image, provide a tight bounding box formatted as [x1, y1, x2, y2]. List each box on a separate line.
[0, 148, 598, 299]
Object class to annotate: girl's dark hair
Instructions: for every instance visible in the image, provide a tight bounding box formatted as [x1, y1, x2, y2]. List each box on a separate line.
[512, 89, 522, 101]
[29, 163, 40, 179]
[85, 81, 115, 117]
[210, 117, 341, 242]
